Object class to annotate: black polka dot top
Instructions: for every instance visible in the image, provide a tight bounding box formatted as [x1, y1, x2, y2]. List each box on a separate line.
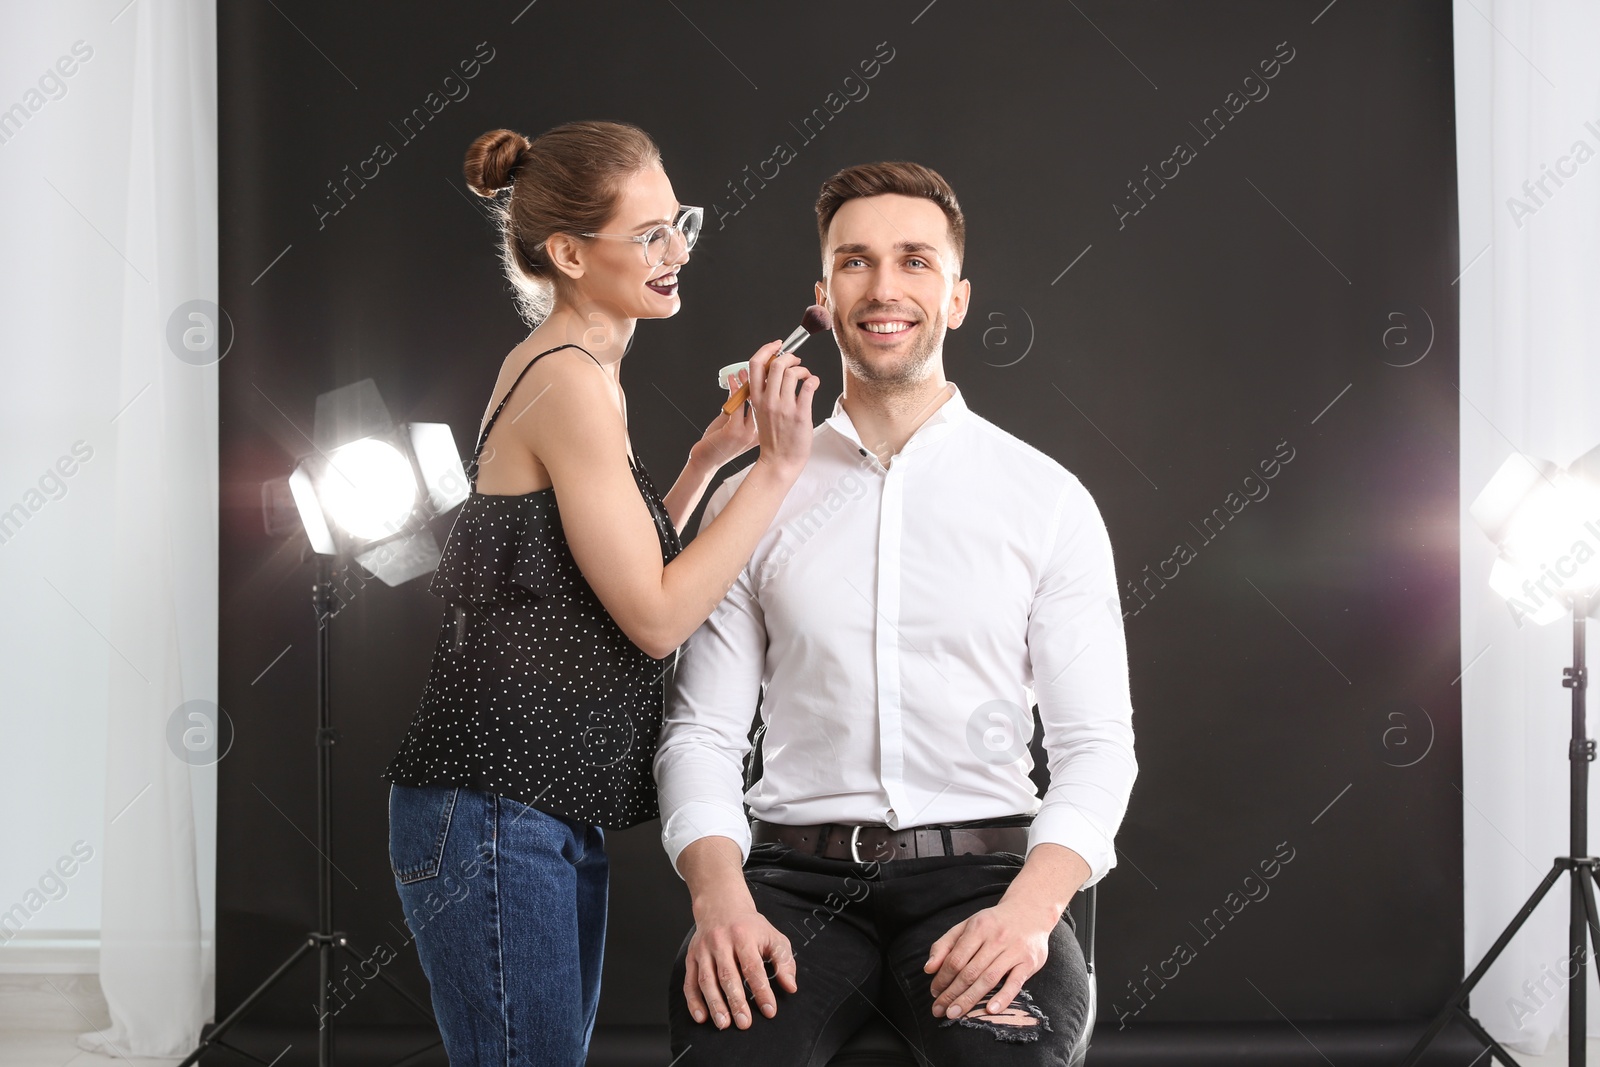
[382, 344, 684, 830]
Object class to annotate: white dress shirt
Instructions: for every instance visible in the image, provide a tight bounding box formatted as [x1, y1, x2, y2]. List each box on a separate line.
[655, 383, 1137, 887]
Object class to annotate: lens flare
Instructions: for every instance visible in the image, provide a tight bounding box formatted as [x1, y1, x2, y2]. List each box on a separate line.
[317, 437, 418, 542]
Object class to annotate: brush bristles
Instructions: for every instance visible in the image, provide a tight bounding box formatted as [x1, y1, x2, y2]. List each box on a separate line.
[801, 304, 832, 335]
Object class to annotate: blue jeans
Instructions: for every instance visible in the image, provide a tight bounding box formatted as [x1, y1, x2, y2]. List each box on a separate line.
[388, 784, 608, 1067]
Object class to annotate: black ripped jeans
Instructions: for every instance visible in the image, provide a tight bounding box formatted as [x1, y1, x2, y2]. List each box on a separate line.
[667, 841, 1092, 1067]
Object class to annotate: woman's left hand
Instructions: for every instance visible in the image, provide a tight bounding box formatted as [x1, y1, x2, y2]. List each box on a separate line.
[690, 367, 758, 471]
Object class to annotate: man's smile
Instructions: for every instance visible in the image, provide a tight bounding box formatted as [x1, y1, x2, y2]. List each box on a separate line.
[855, 311, 921, 341]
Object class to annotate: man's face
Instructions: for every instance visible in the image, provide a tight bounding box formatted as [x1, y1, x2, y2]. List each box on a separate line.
[816, 194, 969, 387]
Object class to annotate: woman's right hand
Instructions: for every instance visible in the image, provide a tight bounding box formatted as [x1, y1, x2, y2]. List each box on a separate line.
[745, 339, 820, 480]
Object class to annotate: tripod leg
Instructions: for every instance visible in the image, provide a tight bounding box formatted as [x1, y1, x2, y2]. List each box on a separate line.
[1452, 1004, 1524, 1067]
[318, 938, 333, 1067]
[1585, 867, 1600, 957]
[1578, 866, 1600, 1046]
[1399, 861, 1567, 1067]
[338, 938, 437, 1022]
[178, 938, 317, 1067]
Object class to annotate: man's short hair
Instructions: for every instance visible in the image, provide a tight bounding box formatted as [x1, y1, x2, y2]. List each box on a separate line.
[814, 161, 965, 270]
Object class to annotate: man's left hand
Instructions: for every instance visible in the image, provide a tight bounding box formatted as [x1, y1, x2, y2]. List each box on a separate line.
[924, 898, 1056, 1019]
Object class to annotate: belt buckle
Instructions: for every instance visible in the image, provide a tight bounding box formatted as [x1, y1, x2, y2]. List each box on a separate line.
[849, 825, 864, 864]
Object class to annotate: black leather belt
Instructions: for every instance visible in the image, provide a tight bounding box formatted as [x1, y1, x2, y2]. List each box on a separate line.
[751, 818, 1030, 864]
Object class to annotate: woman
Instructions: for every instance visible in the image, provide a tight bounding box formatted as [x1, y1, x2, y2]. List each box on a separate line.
[382, 121, 818, 1066]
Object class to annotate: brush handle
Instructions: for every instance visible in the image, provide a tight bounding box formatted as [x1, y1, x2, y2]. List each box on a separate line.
[721, 381, 751, 417]
[720, 325, 815, 416]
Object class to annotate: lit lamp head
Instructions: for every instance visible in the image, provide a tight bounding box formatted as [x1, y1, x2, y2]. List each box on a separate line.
[264, 379, 468, 586]
[1470, 444, 1600, 627]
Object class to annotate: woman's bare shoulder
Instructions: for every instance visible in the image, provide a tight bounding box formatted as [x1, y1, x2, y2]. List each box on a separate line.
[489, 339, 621, 449]
[503, 338, 603, 381]
[493, 341, 608, 411]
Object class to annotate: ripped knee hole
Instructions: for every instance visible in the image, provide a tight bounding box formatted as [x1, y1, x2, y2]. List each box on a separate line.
[940, 987, 1053, 1043]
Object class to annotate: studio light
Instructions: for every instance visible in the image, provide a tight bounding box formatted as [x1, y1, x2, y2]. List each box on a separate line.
[1470, 444, 1600, 627]
[203, 378, 464, 1067]
[1405, 441, 1600, 1067]
[316, 437, 417, 542]
[269, 378, 469, 585]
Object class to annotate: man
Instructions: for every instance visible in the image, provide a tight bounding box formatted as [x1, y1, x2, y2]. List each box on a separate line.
[655, 161, 1137, 1065]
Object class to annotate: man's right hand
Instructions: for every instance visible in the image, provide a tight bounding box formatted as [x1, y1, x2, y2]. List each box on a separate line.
[677, 836, 798, 1029]
[683, 899, 798, 1029]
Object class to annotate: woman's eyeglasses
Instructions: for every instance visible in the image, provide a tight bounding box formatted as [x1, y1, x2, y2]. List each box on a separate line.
[581, 206, 703, 268]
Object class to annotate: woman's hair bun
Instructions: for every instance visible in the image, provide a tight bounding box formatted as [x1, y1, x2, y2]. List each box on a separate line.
[464, 128, 531, 197]
[468, 120, 662, 326]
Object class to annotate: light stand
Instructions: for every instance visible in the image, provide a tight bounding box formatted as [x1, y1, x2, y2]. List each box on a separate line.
[182, 380, 468, 1067]
[1400, 590, 1594, 1067]
[178, 555, 440, 1067]
[1402, 443, 1600, 1067]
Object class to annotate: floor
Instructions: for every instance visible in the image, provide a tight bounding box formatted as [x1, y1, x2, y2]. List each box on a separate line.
[1513, 1038, 1600, 1066]
[0, 1031, 179, 1067]
[4, 1028, 1600, 1066]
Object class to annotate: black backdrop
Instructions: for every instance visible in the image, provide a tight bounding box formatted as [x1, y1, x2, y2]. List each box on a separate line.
[218, 0, 1463, 1055]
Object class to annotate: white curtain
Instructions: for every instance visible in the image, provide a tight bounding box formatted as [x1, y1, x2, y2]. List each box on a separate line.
[0, 0, 217, 1054]
[1457, 0, 1600, 1055]
[84, 0, 218, 1055]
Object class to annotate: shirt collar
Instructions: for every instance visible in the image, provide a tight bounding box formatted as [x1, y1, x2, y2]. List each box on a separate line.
[823, 382, 970, 458]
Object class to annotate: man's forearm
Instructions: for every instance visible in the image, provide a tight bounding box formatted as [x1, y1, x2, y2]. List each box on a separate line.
[1000, 842, 1092, 925]
[925, 841, 1095, 1021]
[677, 835, 757, 918]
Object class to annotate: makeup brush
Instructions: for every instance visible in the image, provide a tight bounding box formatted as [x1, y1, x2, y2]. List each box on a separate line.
[720, 304, 833, 416]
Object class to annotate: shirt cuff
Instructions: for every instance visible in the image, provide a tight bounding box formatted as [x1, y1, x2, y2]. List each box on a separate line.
[660, 801, 752, 879]
[1026, 804, 1117, 888]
